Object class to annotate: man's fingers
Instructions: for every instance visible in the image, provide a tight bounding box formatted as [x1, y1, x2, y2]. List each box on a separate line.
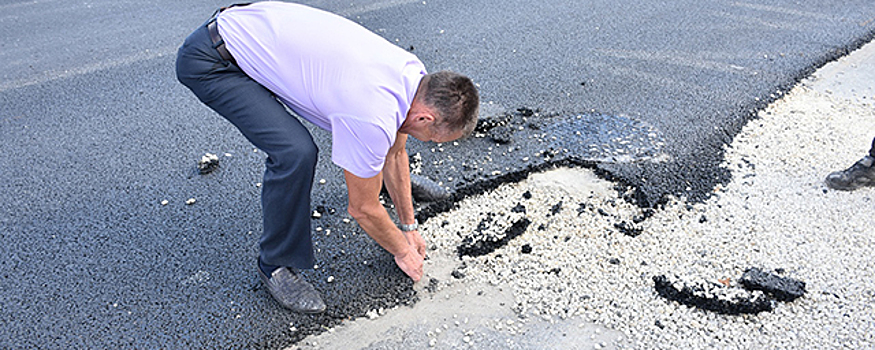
[394, 249, 424, 282]
[410, 267, 422, 282]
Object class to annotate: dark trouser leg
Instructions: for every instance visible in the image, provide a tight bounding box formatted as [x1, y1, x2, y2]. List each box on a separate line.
[176, 24, 317, 269]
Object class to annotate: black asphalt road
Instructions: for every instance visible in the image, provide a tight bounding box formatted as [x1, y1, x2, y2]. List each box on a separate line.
[2, 0, 874, 348]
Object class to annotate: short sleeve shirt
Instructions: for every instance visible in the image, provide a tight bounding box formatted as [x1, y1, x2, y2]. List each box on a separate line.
[217, 2, 426, 178]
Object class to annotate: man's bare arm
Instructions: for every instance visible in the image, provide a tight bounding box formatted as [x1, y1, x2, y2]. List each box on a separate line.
[382, 133, 426, 256]
[344, 169, 423, 281]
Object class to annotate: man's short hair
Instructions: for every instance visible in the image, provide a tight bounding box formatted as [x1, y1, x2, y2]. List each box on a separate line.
[422, 71, 479, 137]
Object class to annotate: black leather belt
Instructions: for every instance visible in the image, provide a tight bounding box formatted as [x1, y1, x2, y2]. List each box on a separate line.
[207, 20, 236, 65]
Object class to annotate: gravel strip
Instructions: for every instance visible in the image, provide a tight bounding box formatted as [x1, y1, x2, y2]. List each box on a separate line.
[420, 56, 875, 349]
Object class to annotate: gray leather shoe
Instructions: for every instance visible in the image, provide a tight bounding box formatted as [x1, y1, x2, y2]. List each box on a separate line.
[258, 264, 326, 314]
[826, 155, 875, 191]
[410, 173, 451, 202]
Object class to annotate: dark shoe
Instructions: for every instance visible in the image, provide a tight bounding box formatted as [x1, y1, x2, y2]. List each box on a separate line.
[826, 156, 875, 191]
[410, 173, 450, 202]
[257, 263, 326, 313]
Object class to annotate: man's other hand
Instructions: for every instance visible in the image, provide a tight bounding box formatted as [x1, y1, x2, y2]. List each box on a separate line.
[393, 247, 423, 282]
[404, 230, 426, 258]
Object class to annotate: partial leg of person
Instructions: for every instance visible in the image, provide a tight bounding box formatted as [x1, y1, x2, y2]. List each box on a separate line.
[825, 136, 875, 191]
[176, 20, 325, 313]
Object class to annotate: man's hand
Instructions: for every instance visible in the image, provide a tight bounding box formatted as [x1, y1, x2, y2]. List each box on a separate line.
[403, 230, 426, 258]
[393, 246, 423, 282]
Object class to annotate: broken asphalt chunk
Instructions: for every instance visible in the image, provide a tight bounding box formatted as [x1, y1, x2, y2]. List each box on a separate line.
[740, 268, 806, 302]
[457, 218, 531, 258]
[197, 153, 219, 175]
[614, 221, 642, 237]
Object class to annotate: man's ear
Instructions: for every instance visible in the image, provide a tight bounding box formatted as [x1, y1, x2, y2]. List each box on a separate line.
[418, 113, 436, 123]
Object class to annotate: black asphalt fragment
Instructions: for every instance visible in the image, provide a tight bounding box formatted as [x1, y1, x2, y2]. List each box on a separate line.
[197, 153, 219, 175]
[740, 268, 806, 302]
[457, 218, 532, 258]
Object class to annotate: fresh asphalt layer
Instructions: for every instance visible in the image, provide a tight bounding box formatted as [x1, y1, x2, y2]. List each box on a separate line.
[2, 0, 875, 348]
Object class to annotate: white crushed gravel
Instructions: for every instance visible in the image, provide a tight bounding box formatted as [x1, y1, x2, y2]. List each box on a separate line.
[420, 59, 875, 349]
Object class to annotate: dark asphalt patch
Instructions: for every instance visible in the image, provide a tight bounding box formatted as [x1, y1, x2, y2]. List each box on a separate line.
[413, 108, 660, 223]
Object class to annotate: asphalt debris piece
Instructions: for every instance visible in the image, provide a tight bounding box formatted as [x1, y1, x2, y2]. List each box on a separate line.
[197, 153, 219, 175]
[632, 208, 655, 224]
[457, 218, 532, 258]
[511, 203, 526, 214]
[549, 201, 563, 216]
[516, 107, 536, 117]
[653, 275, 773, 315]
[486, 126, 514, 144]
[475, 213, 496, 233]
[426, 278, 439, 293]
[614, 221, 643, 237]
[740, 268, 806, 302]
[315, 205, 330, 216]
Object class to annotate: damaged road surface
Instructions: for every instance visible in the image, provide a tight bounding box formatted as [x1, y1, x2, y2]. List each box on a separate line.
[2, 0, 875, 348]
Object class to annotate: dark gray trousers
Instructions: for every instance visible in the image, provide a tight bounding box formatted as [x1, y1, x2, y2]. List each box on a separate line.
[176, 21, 317, 269]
